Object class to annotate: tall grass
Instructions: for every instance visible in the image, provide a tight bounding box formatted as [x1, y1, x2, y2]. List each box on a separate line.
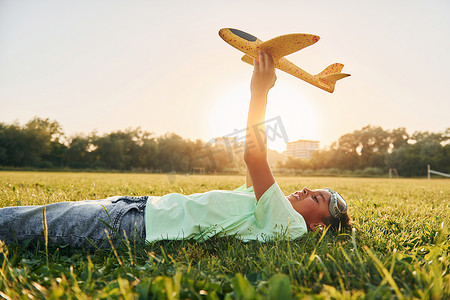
[0, 171, 449, 299]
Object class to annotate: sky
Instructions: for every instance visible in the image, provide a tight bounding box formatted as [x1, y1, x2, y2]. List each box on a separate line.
[1, 0, 449, 152]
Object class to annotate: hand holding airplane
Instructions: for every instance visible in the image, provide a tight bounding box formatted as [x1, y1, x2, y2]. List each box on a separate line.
[219, 28, 350, 93]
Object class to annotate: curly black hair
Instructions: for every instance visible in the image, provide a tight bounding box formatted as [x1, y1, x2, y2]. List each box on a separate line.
[324, 211, 352, 233]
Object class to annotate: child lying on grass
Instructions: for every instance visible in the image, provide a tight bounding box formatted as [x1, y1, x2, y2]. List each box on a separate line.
[0, 52, 351, 248]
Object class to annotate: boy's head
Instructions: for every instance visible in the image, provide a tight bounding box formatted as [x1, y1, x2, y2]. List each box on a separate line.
[287, 187, 351, 232]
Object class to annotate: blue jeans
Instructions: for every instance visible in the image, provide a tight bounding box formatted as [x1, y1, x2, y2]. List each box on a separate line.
[0, 196, 147, 248]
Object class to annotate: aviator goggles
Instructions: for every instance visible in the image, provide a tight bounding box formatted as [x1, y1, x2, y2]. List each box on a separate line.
[323, 188, 348, 219]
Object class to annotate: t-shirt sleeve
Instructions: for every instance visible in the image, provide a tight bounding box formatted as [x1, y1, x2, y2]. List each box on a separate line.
[253, 182, 307, 239]
[233, 184, 254, 193]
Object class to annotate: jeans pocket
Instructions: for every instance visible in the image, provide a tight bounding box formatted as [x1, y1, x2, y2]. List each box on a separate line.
[110, 196, 148, 228]
[111, 196, 149, 203]
[110, 197, 146, 240]
[111, 196, 148, 211]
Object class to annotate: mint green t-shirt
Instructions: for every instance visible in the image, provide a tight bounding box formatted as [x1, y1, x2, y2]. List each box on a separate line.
[145, 182, 307, 242]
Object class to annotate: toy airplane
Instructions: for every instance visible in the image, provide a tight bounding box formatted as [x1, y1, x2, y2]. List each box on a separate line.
[219, 28, 350, 93]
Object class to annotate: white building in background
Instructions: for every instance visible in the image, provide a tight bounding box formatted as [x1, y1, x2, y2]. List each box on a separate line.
[285, 139, 319, 159]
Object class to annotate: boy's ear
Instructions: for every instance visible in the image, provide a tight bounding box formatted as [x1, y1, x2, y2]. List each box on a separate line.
[309, 222, 326, 233]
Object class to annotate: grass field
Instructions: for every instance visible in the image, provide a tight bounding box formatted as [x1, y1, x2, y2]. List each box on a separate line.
[0, 171, 449, 299]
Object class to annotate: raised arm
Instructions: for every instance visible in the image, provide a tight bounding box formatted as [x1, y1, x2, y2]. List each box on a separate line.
[244, 51, 277, 199]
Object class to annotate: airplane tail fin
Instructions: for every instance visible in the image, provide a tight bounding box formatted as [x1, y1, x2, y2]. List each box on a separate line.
[316, 63, 350, 93]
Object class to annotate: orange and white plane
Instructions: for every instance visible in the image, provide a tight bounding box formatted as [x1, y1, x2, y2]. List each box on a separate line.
[219, 28, 350, 93]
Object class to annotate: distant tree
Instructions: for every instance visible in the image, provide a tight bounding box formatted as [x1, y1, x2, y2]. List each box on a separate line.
[25, 117, 66, 167]
[139, 137, 159, 170]
[190, 140, 219, 172]
[157, 133, 189, 172]
[92, 129, 140, 170]
[278, 157, 309, 170]
[389, 127, 409, 149]
[0, 123, 26, 166]
[355, 125, 390, 169]
[308, 126, 391, 171]
[387, 128, 449, 176]
[25, 117, 65, 143]
[0, 117, 66, 167]
[329, 133, 361, 170]
[66, 135, 94, 169]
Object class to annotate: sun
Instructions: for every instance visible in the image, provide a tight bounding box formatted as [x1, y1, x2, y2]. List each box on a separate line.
[207, 83, 249, 142]
[207, 79, 319, 153]
[267, 81, 319, 151]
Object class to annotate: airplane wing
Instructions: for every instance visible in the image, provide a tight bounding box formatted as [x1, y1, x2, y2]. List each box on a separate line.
[260, 34, 320, 58]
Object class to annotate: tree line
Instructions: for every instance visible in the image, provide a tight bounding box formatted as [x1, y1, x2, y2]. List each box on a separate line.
[0, 117, 448, 177]
[0, 117, 244, 173]
[278, 125, 450, 177]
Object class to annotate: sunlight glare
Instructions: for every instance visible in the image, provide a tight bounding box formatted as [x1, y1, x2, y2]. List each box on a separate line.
[268, 81, 319, 151]
[207, 80, 319, 153]
[207, 83, 249, 142]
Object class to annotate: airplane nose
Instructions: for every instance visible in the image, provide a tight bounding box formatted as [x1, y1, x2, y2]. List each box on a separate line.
[218, 28, 228, 37]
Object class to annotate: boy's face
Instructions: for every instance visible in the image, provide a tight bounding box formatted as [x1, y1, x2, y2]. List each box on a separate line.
[287, 188, 332, 231]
